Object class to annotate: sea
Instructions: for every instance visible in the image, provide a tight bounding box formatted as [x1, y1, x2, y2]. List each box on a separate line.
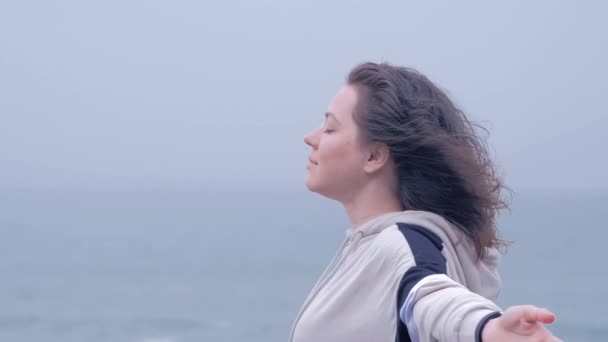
[0, 189, 606, 341]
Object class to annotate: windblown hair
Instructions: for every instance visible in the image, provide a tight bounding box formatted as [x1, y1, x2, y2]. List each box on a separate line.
[348, 62, 509, 258]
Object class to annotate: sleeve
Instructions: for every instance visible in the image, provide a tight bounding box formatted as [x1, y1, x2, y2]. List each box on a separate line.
[395, 224, 502, 342]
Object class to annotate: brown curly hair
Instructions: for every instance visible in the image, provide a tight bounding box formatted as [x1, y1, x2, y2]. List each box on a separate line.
[347, 62, 510, 259]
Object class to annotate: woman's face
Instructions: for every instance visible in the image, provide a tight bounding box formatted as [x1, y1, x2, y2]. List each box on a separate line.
[304, 85, 369, 201]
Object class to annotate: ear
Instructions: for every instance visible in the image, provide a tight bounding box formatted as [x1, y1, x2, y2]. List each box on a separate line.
[363, 142, 391, 174]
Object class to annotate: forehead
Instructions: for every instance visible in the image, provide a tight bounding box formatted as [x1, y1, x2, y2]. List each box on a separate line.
[327, 85, 359, 124]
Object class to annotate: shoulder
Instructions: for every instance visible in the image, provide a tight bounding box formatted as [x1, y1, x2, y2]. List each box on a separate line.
[371, 223, 446, 271]
[373, 223, 443, 254]
[373, 224, 409, 252]
[362, 225, 413, 271]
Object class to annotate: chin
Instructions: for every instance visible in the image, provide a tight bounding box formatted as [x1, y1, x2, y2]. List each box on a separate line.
[304, 176, 323, 194]
[304, 177, 316, 192]
[305, 179, 337, 201]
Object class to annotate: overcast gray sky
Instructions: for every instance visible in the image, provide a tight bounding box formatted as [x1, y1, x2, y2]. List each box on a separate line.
[1, 0, 606, 192]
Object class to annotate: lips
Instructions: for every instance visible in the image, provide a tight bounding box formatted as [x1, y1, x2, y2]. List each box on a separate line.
[308, 158, 318, 165]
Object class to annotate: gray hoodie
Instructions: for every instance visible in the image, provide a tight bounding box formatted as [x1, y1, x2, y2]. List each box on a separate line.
[289, 210, 502, 342]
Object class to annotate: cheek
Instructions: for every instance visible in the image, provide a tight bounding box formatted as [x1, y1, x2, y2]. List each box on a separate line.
[319, 139, 360, 170]
[319, 140, 342, 163]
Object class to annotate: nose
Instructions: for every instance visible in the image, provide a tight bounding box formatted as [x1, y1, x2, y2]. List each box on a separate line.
[304, 128, 319, 149]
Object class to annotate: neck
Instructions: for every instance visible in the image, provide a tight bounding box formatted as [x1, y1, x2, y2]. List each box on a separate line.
[341, 182, 403, 228]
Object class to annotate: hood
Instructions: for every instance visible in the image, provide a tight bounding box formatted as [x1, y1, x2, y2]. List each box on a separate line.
[346, 210, 502, 300]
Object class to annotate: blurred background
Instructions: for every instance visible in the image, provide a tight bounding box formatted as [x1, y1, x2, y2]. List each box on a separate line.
[1, 1, 606, 341]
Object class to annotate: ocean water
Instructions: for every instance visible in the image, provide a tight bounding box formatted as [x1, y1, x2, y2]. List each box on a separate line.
[0, 189, 606, 341]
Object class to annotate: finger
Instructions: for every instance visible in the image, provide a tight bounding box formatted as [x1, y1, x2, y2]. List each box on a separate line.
[536, 308, 556, 324]
[522, 306, 556, 324]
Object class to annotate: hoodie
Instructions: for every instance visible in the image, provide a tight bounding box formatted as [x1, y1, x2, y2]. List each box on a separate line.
[288, 210, 503, 342]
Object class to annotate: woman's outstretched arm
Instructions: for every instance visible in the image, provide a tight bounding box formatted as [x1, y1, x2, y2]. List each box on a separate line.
[400, 274, 561, 341]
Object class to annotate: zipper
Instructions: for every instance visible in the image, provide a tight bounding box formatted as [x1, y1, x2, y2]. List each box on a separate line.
[288, 231, 365, 341]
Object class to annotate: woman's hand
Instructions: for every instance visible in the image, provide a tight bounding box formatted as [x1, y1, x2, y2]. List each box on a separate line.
[482, 305, 562, 341]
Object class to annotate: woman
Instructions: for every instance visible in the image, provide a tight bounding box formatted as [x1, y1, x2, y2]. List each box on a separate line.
[289, 62, 560, 342]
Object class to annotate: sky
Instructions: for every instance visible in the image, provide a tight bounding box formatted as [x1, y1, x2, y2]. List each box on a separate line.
[1, 0, 606, 192]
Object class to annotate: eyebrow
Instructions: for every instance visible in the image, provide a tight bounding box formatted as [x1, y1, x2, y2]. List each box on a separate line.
[325, 112, 342, 126]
